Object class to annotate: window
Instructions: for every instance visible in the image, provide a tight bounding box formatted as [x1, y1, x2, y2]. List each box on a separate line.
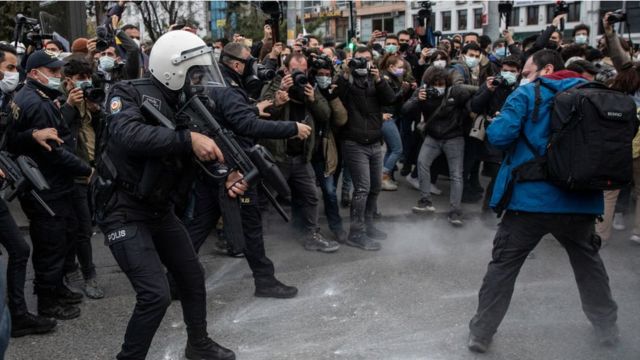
[371, 17, 394, 33]
[511, 7, 520, 26]
[473, 8, 482, 29]
[527, 6, 539, 25]
[458, 9, 467, 30]
[442, 11, 451, 31]
[546, 4, 555, 24]
[568, 2, 580, 22]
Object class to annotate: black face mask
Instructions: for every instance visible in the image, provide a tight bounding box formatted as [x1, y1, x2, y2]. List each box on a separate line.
[399, 43, 409, 53]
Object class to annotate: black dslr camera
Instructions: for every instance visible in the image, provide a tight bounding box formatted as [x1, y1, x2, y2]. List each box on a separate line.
[553, 1, 569, 31]
[491, 76, 506, 87]
[607, 9, 628, 24]
[291, 70, 308, 87]
[81, 82, 106, 104]
[311, 54, 332, 70]
[95, 25, 114, 52]
[424, 87, 440, 99]
[13, 14, 53, 50]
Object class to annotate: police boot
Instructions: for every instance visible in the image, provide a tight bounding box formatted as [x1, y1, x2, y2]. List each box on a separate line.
[38, 294, 81, 320]
[185, 328, 235, 360]
[254, 278, 298, 299]
[56, 284, 84, 305]
[11, 312, 57, 337]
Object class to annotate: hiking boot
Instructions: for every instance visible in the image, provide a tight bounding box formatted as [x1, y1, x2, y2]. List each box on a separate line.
[255, 279, 298, 299]
[304, 231, 340, 253]
[346, 232, 381, 251]
[38, 297, 81, 320]
[366, 226, 387, 240]
[11, 312, 57, 338]
[381, 174, 398, 191]
[405, 174, 420, 190]
[56, 285, 83, 305]
[595, 324, 620, 346]
[448, 210, 464, 226]
[467, 333, 492, 353]
[83, 278, 105, 300]
[185, 337, 236, 360]
[333, 229, 348, 244]
[412, 198, 435, 213]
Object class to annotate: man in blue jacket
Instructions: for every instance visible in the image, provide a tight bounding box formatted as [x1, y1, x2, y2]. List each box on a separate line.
[467, 50, 619, 353]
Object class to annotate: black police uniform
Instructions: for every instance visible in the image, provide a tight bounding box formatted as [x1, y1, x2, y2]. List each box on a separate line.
[186, 64, 298, 291]
[98, 77, 232, 360]
[8, 78, 92, 316]
[0, 90, 32, 321]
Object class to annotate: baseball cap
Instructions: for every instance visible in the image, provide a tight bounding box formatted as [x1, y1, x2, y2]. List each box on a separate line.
[25, 49, 65, 72]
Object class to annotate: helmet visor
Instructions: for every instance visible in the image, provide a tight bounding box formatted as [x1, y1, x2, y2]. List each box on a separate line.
[185, 54, 226, 95]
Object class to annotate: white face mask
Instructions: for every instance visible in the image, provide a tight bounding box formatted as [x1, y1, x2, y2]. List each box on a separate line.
[0, 71, 20, 93]
[132, 38, 141, 48]
[433, 60, 446, 69]
[434, 86, 446, 96]
[519, 78, 531, 86]
[465, 55, 479, 69]
[574, 35, 588, 45]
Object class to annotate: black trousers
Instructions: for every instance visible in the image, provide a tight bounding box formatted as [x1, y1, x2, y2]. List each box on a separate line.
[470, 211, 618, 339]
[101, 211, 208, 360]
[0, 199, 30, 317]
[186, 176, 275, 284]
[277, 156, 319, 234]
[20, 195, 76, 297]
[64, 184, 97, 279]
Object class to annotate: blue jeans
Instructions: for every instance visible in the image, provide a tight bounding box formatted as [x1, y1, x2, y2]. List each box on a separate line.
[417, 136, 465, 211]
[382, 118, 403, 174]
[312, 162, 344, 234]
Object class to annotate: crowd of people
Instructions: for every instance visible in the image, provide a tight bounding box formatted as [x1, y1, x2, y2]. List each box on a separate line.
[0, 1, 639, 358]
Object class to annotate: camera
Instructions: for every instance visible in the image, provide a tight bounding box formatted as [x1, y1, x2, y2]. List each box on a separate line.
[95, 25, 114, 52]
[311, 54, 332, 70]
[607, 9, 627, 24]
[491, 76, 505, 87]
[553, 1, 569, 17]
[81, 82, 106, 104]
[349, 57, 369, 70]
[424, 87, 440, 99]
[291, 70, 308, 87]
[14, 14, 53, 50]
[255, 63, 275, 81]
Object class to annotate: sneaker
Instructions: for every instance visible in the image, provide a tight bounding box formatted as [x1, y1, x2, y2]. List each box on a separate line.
[381, 174, 398, 191]
[11, 312, 57, 338]
[467, 333, 492, 353]
[83, 278, 105, 300]
[255, 279, 298, 299]
[630, 234, 640, 245]
[400, 165, 412, 177]
[406, 174, 420, 190]
[185, 337, 236, 360]
[333, 230, 348, 244]
[366, 226, 387, 240]
[56, 285, 83, 305]
[595, 324, 620, 346]
[412, 198, 435, 213]
[612, 212, 626, 231]
[304, 232, 340, 253]
[430, 183, 442, 195]
[346, 232, 381, 251]
[64, 268, 83, 285]
[448, 210, 464, 226]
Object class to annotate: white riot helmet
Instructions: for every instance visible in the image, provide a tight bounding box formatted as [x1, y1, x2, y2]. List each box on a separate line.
[149, 30, 225, 91]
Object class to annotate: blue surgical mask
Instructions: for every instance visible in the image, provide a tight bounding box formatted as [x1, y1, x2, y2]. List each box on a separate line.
[37, 70, 62, 91]
[393, 68, 405, 77]
[384, 44, 398, 54]
[575, 34, 588, 45]
[99, 56, 115, 71]
[465, 55, 479, 68]
[494, 47, 507, 59]
[500, 71, 517, 86]
[315, 76, 331, 90]
[74, 80, 92, 89]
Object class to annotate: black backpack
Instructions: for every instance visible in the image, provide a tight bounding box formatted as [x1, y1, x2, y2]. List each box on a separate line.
[495, 80, 638, 215]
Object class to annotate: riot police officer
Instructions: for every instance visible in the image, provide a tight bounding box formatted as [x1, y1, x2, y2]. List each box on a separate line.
[185, 42, 312, 298]
[95, 31, 240, 360]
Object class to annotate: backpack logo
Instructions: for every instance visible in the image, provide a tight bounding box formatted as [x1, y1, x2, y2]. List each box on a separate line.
[607, 112, 623, 118]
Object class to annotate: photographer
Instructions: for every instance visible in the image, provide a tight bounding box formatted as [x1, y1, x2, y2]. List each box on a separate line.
[469, 55, 522, 210]
[336, 47, 395, 250]
[261, 53, 340, 253]
[59, 57, 104, 300]
[452, 43, 483, 86]
[403, 67, 477, 226]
